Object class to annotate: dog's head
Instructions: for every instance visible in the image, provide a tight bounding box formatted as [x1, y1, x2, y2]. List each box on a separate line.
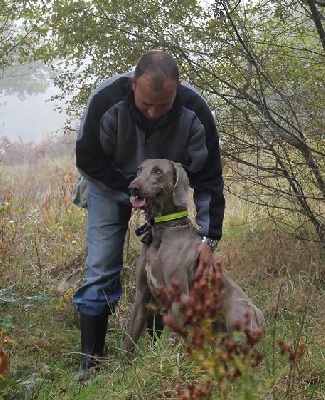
[129, 159, 189, 218]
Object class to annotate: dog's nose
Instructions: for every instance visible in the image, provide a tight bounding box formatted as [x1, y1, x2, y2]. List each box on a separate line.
[129, 180, 141, 195]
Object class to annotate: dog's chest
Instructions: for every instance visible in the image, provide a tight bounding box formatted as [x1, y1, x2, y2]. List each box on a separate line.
[145, 260, 160, 291]
[145, 241, 166, 290]
[144, 229, 200, 293]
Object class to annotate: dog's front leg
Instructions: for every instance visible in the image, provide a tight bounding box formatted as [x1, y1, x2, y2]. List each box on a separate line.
[123, 245, 151, 355]
[123, 285, 151, 355]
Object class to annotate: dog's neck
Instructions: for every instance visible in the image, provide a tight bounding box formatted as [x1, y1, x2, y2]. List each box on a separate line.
[150, 209, 191, 231]
[144, 204, 187, 224]
[142, 188, 189, 228]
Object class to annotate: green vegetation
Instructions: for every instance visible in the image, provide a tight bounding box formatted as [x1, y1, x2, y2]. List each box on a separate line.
[1, 1, 324, 397]
[0, 141, 324, 399]
[2, 0, 324, 241]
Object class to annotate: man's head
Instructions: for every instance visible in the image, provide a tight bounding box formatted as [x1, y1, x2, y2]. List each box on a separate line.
[131, 51, 181, 120]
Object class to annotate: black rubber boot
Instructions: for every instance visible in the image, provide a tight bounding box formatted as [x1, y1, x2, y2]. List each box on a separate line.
[80, 312, 109, 371]
[146, 313, 164, 340]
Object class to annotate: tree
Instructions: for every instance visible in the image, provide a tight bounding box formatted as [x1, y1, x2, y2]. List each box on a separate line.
[0, 1, 55, 98]
[4, 0, 324, 242]
[0, 1, 52, 70]
[202, 1, 325, 243]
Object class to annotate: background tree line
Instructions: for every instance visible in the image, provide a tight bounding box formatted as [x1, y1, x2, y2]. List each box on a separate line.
[1, 0, 324, 243]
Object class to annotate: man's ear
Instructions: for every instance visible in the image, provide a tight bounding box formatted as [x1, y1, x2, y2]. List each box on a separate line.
[130, 75, 136, 91]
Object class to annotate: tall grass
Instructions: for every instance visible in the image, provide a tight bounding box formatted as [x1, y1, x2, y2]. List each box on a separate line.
[0, 138, 324, 399]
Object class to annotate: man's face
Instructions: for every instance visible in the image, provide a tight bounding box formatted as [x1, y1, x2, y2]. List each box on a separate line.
[131, 74, 180, 120]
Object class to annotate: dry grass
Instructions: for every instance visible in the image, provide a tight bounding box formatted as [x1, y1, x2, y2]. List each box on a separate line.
[0, 140, 324, 399]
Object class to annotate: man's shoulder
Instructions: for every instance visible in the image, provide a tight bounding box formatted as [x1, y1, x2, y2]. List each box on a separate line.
[92, 71, 132, 99]
[179, 81, 210, 114]
[95, 71, 133, 93]
[88, 71, 132, 114]
[180, 80, 202, 97]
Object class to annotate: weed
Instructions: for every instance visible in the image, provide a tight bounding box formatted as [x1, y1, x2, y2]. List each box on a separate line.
[154, 263, 264, 399]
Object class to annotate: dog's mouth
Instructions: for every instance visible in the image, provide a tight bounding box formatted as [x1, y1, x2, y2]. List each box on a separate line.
[130, 195, 156, 209]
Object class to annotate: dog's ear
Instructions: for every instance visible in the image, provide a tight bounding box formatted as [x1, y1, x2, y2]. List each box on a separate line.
[173, 163, 189, 207]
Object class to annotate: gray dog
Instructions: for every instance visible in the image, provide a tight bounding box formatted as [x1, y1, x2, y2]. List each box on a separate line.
[123, 159, 265, 354]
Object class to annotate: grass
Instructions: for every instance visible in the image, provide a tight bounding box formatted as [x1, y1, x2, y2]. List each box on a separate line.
[0, 139, 324, 399]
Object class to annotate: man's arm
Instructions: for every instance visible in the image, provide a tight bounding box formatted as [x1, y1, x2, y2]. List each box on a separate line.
[76, 77, 133, 194]
[182, 85, 225, 241]
[188, 105, 225, 277]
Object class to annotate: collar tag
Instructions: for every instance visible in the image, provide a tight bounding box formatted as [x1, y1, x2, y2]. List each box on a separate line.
[135, 223, 151, 237]
[154, 210, 188, 224]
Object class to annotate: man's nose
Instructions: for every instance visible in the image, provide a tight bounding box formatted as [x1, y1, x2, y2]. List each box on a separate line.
[146, 107, 160, 119]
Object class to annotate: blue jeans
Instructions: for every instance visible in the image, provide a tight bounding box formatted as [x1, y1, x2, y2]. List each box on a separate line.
[73, 183, 132, 315]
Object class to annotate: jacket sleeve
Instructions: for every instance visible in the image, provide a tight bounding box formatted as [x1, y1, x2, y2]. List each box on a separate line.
[76, 92, 133, 194]
[186, 98, 225, 241]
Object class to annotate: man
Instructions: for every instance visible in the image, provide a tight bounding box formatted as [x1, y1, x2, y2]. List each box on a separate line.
[73, 50, 225, 372]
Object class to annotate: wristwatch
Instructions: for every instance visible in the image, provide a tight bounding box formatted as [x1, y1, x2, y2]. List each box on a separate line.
[201, 236, 219, 250]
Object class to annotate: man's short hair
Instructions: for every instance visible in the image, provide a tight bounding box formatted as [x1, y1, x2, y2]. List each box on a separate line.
[134, 50, 179, 90]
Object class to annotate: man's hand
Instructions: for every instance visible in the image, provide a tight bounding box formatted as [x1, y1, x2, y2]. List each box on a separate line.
[196, 242, 215, 280]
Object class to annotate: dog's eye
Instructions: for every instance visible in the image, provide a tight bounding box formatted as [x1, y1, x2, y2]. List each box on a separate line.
[153, 168, 163, 175]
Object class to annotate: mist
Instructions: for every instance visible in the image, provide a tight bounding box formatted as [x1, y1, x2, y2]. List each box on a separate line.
[0, 62, 69, 143]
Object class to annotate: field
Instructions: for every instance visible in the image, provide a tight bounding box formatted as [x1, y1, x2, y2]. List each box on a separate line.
[0, 137, 324, 399]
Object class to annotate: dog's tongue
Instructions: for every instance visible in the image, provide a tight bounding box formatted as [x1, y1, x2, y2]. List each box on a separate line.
[131, 196, 146, 208]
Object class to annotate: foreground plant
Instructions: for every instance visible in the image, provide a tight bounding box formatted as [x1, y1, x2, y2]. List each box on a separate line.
[154, 261, 264, 399]
[154, 260, 311, 399]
